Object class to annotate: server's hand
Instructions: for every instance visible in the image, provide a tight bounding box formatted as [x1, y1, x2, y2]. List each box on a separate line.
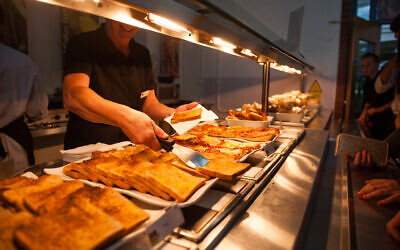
[119, 109, 168, 150]
[175, 102, 199, 112]
[387, 211, 400, 242]
[358, 179, 400, 205]
[344, 149, 372, 167]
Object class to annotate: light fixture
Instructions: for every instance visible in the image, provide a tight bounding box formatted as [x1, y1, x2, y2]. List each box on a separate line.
[210, 37, 236, 49]
[270, 62, 302, 75]
[148, 13, 191, 35]
[241, 49, 257, 58]
[113, 12, 155, 31]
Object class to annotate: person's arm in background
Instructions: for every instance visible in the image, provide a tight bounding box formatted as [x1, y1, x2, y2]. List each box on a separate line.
[367, 100, 393, 116]
[26, 61, 48, 120]
[63, 73, 168, 150]
[359, 103, 370, 124]
[375, 55, 397, 94]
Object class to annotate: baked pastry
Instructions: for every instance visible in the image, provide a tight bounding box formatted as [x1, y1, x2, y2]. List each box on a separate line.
[171, 108, 202, 124]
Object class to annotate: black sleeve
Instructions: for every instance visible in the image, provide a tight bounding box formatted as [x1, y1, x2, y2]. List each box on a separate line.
[63, 35, 93, 77]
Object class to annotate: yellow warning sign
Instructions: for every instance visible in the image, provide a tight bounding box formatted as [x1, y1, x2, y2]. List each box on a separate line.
[309, 80, 322, 99]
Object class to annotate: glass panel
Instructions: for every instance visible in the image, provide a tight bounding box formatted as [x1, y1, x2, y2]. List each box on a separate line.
[379, 24, 397, 66]
[357, 0, 371, 20]
[354, 40, 375, 116]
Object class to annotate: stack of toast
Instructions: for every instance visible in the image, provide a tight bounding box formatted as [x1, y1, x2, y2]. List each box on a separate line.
[63, 145, 251, 200]
[0, 175, 149, 250]
[64, 145, 209, 202]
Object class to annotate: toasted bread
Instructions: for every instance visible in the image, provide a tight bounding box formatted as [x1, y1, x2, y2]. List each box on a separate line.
[80, 186, 149, 232]
[24, 180, 84, 214]
[14, 196, 124, 250]
[171, 108, 202, 124]
[146, 163, 206, 202]
[2, 175, 64, 210]
[109, 164, 150, 193]
[197, 159, 250, 181]
[63, 163, 97, 182]
[0, 176, 35, 190]
[0, 209, 32, 250]
[128, 161, 172, 200]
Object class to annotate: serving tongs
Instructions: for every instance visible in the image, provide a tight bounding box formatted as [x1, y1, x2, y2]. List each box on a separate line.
[157, 121, 209, 168]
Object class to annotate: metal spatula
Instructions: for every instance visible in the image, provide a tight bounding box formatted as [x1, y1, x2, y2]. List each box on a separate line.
[157, 136, 209, 168]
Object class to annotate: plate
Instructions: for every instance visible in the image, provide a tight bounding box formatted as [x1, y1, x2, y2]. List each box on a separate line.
[44, 166, 217, 208]
[226, 117, 273, 128]
[272, 112, 304, 123]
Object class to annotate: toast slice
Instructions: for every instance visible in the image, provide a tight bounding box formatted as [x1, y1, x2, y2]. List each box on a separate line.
[0, 209, 32, 250]
[146, 163, 206, 202]
[14, 196, 124, 250]
[152, 152, 210, 180]
[63, 163, 98, 182]
[109, 164, 151, 193]
[2, 175, 64, 210]
[24, 180, 84, 214]
[93, 159, 131, 190]
[0, 176, 35, 190]
[76, 186, 149, 232]
[127, 161, 172, 200]
[171, 108, 202, 124]
[197, 159, 250, 181]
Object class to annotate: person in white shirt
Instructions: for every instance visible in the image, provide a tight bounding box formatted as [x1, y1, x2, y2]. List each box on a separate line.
[374, 15, 400, 130]
[0, 42, 48, 175]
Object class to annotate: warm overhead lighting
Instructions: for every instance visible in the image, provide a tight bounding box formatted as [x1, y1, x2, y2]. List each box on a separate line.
[210, 37, 236, 49]
[270, 62, 302, 75]
[241, 49, 257, 57]
[148, 13, 191, 34]
[93, 0, 100, 3]
[114, 12, 155, 31]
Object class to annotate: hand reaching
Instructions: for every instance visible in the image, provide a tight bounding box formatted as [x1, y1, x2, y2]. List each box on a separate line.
[387, 211, 400, 241]
[118, 107, 168, 150]
[358, 179, 400, 205]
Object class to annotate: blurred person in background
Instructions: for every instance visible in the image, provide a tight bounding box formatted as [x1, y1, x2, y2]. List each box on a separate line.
[0, 8, 48, 176]
[358, 53, 395, 140]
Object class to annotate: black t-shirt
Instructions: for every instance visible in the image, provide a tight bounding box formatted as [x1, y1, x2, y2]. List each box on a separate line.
[63, 25, 155, 149]
[363, 72, 394, 109]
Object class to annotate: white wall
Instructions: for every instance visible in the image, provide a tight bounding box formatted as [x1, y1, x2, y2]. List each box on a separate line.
[179, 0, 341, 111]
[26, 1, 62, 95]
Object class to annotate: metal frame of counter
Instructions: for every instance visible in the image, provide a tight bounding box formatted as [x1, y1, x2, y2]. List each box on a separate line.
[158, 129, 331, 249]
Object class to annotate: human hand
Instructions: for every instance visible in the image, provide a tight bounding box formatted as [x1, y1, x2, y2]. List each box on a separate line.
[387, 211, 400, 241]
[175, 102, 199, 112]
[344, 149, 372, 167]
[358, 112, 367, 125]
[358, 179, 400, 205]
[367, 107, 378, 116]
[118, 108, 168, 150]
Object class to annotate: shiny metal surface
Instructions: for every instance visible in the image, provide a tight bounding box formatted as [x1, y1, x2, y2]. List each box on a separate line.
[348, 161, 400, 249]
[306, 109, 332, 130]
[213, 129, 329, 250]
[30, 126, 66, 138]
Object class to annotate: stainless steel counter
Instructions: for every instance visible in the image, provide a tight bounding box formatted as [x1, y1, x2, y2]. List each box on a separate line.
[307, 109, 332, 130]
[212, 129, 329, 250]
[158, 129, 330, 249]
